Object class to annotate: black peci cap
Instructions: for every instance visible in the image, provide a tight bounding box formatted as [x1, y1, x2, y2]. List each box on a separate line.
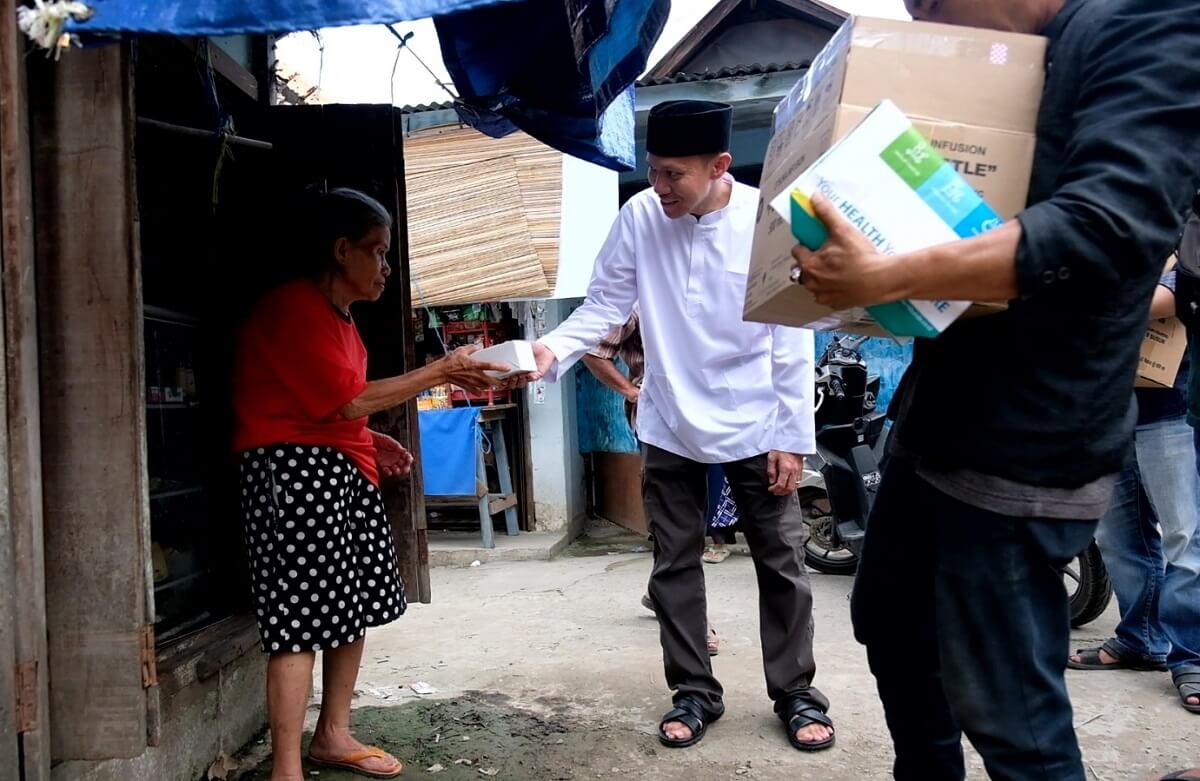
[646, 100, 733, 158]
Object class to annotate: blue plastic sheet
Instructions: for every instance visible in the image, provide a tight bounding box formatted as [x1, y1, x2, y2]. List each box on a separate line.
[69, 0, 520, 35]
[67, 0, 663, 171]
[436, 0, 667, 170]
[418, 407, 481, 496]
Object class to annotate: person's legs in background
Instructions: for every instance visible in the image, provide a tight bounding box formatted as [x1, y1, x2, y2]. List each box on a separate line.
[703, 465, 737, 564]
[1079, 460, 1170, 668]
[1136, 416, 1200, 710]
[710, 526, 738, 546]
[698, 466, 731, 655]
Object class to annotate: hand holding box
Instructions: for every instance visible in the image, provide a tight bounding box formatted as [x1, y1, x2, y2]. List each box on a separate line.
[468, 340, 538, 378]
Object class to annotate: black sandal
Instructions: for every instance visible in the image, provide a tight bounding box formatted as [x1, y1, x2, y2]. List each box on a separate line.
[658, 696, 721, 749]
[1160, 771, 1200, 780]
[1173, 668, 1200, 714]
[779, 697, 836, 752]
[1067, 644, 1167, 672]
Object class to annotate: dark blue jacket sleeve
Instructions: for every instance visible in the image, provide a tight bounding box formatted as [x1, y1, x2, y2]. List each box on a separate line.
[1015, 1, 1200, 300]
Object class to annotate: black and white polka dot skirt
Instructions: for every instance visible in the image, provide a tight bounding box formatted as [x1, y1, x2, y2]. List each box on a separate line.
[239, 444, 407, 654]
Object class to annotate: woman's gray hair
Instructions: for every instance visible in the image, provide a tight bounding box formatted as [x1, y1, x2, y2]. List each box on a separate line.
[300, 187, 393, 279]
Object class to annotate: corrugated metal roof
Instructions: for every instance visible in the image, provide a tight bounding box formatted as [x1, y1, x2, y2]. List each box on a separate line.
[400, 100, 459, 114]
[636, 61, 809, 87]
[398, 60, 810, 113]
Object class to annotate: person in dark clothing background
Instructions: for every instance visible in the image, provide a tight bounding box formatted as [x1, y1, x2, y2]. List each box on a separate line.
[790, 1, 1200, 779]
[1067, 270, 1200, 717]
[1180, 203, 1200, 475]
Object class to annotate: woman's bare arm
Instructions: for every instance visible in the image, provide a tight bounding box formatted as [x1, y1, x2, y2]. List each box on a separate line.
[339, 346, 513, 420]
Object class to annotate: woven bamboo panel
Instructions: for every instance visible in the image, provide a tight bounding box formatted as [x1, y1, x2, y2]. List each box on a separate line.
[407, 156, 551, 306]
[515, 156, 562, 287]
[406, 126, 562, 297]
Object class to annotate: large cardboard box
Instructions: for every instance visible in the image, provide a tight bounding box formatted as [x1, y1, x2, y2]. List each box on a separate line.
[745, 16, 1047, 333]
[1137, 317, 1187, 388]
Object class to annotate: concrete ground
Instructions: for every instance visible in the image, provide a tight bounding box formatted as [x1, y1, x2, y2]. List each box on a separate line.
[236, 531, 1199, 781]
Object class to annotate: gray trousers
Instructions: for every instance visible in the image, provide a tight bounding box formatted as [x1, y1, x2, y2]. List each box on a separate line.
[642, 445, 828, 717]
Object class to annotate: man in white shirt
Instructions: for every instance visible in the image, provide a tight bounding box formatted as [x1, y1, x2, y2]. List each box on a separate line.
[530, 100, 831, 752]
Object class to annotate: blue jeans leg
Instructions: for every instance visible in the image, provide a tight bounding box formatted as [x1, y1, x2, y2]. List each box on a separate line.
[1136, 416, 1200, 671]
[1092, 463, 1169, 664]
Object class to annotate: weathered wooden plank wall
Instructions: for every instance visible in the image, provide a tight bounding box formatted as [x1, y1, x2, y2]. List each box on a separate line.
[30, 43, 154, 760]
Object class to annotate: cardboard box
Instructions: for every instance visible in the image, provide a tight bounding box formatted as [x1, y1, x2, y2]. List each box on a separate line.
[1137, 317, 1187, 388]
[745, 16, 1047, 334]
[769, 100, 1005, 337]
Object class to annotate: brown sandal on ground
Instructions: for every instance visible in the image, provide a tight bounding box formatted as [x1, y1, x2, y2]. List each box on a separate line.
[706, 624, 719, 656]
[1160, 771, 1200, 780]
[308, 746, 404, 778]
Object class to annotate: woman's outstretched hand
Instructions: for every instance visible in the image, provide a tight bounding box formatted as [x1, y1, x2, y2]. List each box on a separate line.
[436, 345, 513, 392]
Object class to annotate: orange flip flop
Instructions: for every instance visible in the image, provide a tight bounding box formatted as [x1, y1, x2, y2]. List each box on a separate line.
[308, 747, 403, 778]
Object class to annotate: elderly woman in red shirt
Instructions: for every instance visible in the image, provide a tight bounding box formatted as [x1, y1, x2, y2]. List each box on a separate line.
[232, 188, 509, 780]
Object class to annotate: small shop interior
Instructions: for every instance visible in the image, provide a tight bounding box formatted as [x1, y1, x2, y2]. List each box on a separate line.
[411, 302, 536, 535]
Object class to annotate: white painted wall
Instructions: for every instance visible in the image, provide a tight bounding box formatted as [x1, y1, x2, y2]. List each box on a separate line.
[510, 155, 613, 534]
[553, 155, 617, 298]
[522, 300, 587, 533]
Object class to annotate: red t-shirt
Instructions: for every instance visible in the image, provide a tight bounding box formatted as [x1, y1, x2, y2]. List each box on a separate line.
[231, 279, 378, 485]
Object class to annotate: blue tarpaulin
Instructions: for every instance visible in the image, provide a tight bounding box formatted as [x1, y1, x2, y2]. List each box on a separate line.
[69, 0, 521, 35]
[418, 407, 481, 496]
[67, 0, 668, 170]
[436, 0, 666, 170]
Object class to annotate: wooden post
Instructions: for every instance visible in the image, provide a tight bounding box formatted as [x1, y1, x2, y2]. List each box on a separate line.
[0, 1, 51, 776]
[0, 239, 18, 781]
[388, 106, 432, 604]
[29, 42, 154, 761]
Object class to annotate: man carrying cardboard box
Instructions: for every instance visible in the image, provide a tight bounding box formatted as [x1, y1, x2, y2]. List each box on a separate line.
[529, 101, 831, 752]
[790, 2, 1200, 780]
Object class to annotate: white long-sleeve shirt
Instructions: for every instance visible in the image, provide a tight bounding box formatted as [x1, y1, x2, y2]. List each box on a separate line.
[541, 178, 815, 463]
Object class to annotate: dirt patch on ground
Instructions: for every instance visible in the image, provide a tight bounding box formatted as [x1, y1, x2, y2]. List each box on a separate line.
[560, 529, 651, 558]
[234, 692, 661, 781]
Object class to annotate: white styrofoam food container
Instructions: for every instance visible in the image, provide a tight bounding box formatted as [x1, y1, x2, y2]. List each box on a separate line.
[469, 340, 538, 378]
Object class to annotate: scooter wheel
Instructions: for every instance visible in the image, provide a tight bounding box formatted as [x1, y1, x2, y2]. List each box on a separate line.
[1066, 541, 1112, 628]
[799, 488, 860, 576]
